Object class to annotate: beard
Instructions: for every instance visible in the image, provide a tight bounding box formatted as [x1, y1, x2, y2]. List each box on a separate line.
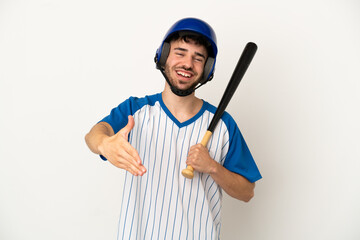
[164, 63, 203, 92]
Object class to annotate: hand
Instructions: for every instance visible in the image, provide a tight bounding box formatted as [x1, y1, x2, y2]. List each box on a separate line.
[99, 116, 147, 176]
[186, 144, 218, 174]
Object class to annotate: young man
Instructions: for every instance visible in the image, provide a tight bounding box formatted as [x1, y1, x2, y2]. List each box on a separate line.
[85, 18, 262, 239]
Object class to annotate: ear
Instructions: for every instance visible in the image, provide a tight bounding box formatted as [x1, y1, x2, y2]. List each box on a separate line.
[155, 42, 171, 70]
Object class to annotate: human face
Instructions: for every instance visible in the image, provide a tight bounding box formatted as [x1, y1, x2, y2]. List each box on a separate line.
[164, 38, 208, 92]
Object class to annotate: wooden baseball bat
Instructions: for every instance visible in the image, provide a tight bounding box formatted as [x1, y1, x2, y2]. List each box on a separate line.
[181, 42, 258, 179]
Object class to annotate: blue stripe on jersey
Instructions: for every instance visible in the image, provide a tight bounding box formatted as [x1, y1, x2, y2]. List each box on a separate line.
[163, 127, 180, 240]
[149, 116, 168, 239]
[98, 93, 262, 240]
[136, 115, 156, 238]
[171, 125, 188, 240]
[142, 109, 162, 238]
[156, 121, 174, 239]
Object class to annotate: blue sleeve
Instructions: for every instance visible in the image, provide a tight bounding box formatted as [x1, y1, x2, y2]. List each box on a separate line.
[97, 97, 134, 161]
[99, 97, 134, 134]
[99, 94, 158, 133]
[97, 94, 158, 161]
[222, 114, 262, 183]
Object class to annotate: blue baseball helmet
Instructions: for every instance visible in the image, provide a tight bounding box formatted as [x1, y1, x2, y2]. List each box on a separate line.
[155, 17, 218, 84]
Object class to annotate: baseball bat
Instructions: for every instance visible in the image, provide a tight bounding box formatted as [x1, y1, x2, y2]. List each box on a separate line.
[181, 42, 258, 179]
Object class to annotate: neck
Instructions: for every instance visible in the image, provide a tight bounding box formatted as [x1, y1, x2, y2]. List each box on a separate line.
[162, 84, 203, 123]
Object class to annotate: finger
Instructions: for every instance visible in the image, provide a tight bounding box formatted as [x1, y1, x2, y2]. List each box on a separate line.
[186, 153, 196, 166]
[188, 148, 200, 159]
[111, 151, 146, 176]
[119, 138, 142, 164]
[115, 161, 144, 176]
[119, 147, 146, 173]
[127, 144, 142, 164]
[188, 144, 202, 153]
[124, 160, 147, 176]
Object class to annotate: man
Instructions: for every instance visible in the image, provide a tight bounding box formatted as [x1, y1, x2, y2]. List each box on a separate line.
[85, 17, 262, 239]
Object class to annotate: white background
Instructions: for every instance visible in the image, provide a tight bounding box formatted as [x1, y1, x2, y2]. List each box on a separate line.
[1, 0, 359, 239]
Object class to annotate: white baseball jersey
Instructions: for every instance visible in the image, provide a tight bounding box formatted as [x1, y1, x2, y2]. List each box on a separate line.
[100, 93, 262, 240]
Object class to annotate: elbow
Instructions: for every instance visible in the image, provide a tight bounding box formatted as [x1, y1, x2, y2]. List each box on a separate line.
[230, 188, 254, 202]
[239, 182, 256, 202]
[242, 190, 254, 203]
[84, 132, 90, 146]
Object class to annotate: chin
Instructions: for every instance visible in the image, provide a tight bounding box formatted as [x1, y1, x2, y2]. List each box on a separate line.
[178, 79, 200, 88]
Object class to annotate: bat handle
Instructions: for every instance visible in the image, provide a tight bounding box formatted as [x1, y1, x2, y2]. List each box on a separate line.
[181, 165, 195, 179]
[181, 131, 213, 179]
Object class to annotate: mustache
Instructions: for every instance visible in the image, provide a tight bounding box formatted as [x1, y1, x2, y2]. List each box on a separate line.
[176, 65, 194, 73]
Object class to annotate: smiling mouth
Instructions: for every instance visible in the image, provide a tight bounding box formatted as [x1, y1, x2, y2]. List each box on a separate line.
[176, 70, 193, 78]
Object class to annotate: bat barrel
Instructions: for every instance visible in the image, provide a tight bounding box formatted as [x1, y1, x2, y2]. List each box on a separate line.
[208, 42, 257, 132]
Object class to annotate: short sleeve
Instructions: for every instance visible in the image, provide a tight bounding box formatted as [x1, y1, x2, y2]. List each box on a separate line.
[99, 97, 134, 134]
[222, 113, 262, 183]
[97, 97, 134, 161]
[96, 94, 160, 161]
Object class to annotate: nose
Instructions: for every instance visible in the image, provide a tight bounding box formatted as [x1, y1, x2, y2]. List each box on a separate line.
[181, 55, 194, 70]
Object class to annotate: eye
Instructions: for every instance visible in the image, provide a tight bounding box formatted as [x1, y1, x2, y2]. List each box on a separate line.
[195, 57, 204, 63]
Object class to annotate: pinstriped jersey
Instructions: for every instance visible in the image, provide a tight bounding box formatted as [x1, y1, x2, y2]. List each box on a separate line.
[100, 93, 262, 240]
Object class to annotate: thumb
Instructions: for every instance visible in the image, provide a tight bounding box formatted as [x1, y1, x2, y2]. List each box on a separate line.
[118, 115, 135, 139]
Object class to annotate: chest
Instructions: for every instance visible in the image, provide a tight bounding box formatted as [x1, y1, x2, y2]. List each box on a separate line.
[129, 103, 229, 171]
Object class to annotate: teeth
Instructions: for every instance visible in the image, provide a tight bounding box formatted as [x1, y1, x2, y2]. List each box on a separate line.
[177, 71, 191, 78]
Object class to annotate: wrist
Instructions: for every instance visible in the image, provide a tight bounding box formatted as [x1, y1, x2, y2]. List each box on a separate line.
[97, 135, 109, 155]
[209, 160, 220, 175]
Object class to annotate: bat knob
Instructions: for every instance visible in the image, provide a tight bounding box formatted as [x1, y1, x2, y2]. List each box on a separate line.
[182, 166, 194, 179]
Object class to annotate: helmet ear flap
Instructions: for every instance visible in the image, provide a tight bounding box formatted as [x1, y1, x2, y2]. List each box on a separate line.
[155, 42, 171, 70]
[201, 57, 215, 84]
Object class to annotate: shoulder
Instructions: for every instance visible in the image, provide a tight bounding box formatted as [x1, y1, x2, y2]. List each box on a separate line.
[127, 93, 160, 106]
[120, 93, 161, 113]
[128, 93, 160, 105]
[99, 93, 161, 133]
[203, 100, 238, 130]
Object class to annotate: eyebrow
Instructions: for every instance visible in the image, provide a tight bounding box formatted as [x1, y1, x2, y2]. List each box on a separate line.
[174, 47, 206, 59]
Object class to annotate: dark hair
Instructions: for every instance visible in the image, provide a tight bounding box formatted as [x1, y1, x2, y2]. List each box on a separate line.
[166, 31, 213, 57]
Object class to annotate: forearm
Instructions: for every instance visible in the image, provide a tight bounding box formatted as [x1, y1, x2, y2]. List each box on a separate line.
[85, 122, 114, 155]
[209, 161, 255, 202]
[186, 144, 255, 202]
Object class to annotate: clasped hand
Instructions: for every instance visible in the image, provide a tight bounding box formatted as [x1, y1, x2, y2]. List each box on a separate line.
[186, 144, 218, 174]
